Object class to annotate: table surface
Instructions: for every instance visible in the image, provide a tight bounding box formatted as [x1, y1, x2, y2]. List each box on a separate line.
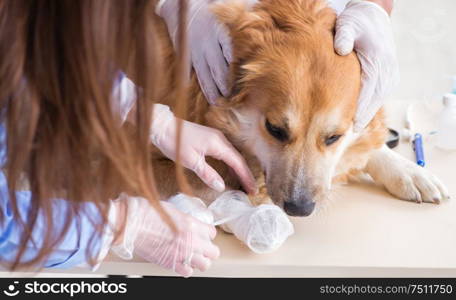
[45, 100, 456, 277]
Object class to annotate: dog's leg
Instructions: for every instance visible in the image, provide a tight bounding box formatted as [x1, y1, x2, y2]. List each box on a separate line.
[247, 171, 273, 206]
[151, 151, 242, 206]
[364, 145, 450, 203]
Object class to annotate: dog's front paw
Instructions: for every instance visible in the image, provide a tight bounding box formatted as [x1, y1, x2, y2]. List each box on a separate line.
[386, 162, 449, 204]
[367, 147, 450, 204]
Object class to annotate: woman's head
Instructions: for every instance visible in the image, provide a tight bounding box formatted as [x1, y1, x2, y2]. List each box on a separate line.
[0, 0, 179, 269]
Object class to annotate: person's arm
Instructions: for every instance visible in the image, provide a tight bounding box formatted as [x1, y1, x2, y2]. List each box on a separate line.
[0, 116, 219, 276]
[149, 104, 257, 194]
[0, 171, 110, 269]
[0, 123, 111, 269]
[156, 0, 256, 104]
[114, 73, 257, 195]
[0, 171, 220, 276]
[109, 194, 219, 277]
[334, 0, 399, 131]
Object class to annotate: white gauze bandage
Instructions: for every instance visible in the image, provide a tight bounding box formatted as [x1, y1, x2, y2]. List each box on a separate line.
[170, 191, 294, 254]
[168, 194, 214, 225]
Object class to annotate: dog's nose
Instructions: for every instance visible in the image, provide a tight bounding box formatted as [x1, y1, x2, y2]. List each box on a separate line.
[284, 200, 315, 216]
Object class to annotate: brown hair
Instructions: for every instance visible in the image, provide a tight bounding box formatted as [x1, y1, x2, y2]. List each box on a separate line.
[0, 0, 187, 270]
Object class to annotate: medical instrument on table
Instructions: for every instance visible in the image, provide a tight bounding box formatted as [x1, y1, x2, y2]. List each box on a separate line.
[386, 128, 400, 149]
[402, 103, 430, 166]
[413, 133, 425, 167]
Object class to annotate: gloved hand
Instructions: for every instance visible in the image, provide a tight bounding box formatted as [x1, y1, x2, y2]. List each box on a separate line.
[150, 104, 257, 195]
[110, 194, 220, 277]
[334, 0, 400, 131]
[156, 0, 233, 104]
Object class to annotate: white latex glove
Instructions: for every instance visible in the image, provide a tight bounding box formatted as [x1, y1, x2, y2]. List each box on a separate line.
[150, 104, 257, 194]
[156, 0, 233, 104]
[112, 73, 136, 123]
[334, 0, 399, 131]
[110, 194, 219, 277]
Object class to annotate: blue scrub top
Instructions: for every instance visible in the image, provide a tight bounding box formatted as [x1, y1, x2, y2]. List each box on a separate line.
[0, 73, 135, 269]
[0, 125, 105, 269]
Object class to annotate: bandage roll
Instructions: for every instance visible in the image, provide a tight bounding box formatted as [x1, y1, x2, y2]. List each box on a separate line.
[170, 191, 294, 254]
[208, 190, 252, 233]
[209, 191, 294, 254]
[231, 204, 294, 254]
[168, 194, 214, 225]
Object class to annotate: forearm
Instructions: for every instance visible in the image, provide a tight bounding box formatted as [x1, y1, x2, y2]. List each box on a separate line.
[366, 0, 394, 15]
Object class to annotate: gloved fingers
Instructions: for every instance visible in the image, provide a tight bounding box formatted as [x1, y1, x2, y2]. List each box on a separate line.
[193, 240, 220, 260]
[183, 50, 193, 85]
[207, 133, 257, 195]
[189, 152, 226, 192]
[354, 63, 399, 132]
[353, 56, 379, 132]
[191, 216, 218, 240]
[218, 25, 233, 64]
[206, 37, 230, 98]
[190, 253, 212, 272]
[193, 54, 222, 104]
[206, 223, 217, 240]
[353, 99, 382, 132]
[162, 201, 217, 239]
[335, 0, 399, 133]
[174, 262, 194, 278]
[334, 22, 357, 56]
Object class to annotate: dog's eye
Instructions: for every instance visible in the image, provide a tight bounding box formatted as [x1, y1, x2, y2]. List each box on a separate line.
[325, 134, 342, 146]
[265, 119, 288, 142]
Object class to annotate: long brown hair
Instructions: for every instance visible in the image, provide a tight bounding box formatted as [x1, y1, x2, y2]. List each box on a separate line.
[0, 0, 187, 270]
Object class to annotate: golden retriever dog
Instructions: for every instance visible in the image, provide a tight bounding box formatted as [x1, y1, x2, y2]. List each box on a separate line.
[151, 0, 449, 217]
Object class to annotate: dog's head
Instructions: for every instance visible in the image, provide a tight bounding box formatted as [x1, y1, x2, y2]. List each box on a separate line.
[209, 0, 367, 216]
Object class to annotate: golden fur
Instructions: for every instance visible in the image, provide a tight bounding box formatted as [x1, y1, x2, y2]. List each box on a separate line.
[152, 0, 388, 214]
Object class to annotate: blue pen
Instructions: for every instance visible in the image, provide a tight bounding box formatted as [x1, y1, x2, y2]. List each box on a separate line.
[413, 133, 425, 167]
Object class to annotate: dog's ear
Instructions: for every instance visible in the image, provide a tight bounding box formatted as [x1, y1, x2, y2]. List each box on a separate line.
[212, 1, 262, 31]
[213, 0, 336, 37]
[211, 1, 267, 52]
[210, 2, 268, 106]
[205, 105, 242, 140]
